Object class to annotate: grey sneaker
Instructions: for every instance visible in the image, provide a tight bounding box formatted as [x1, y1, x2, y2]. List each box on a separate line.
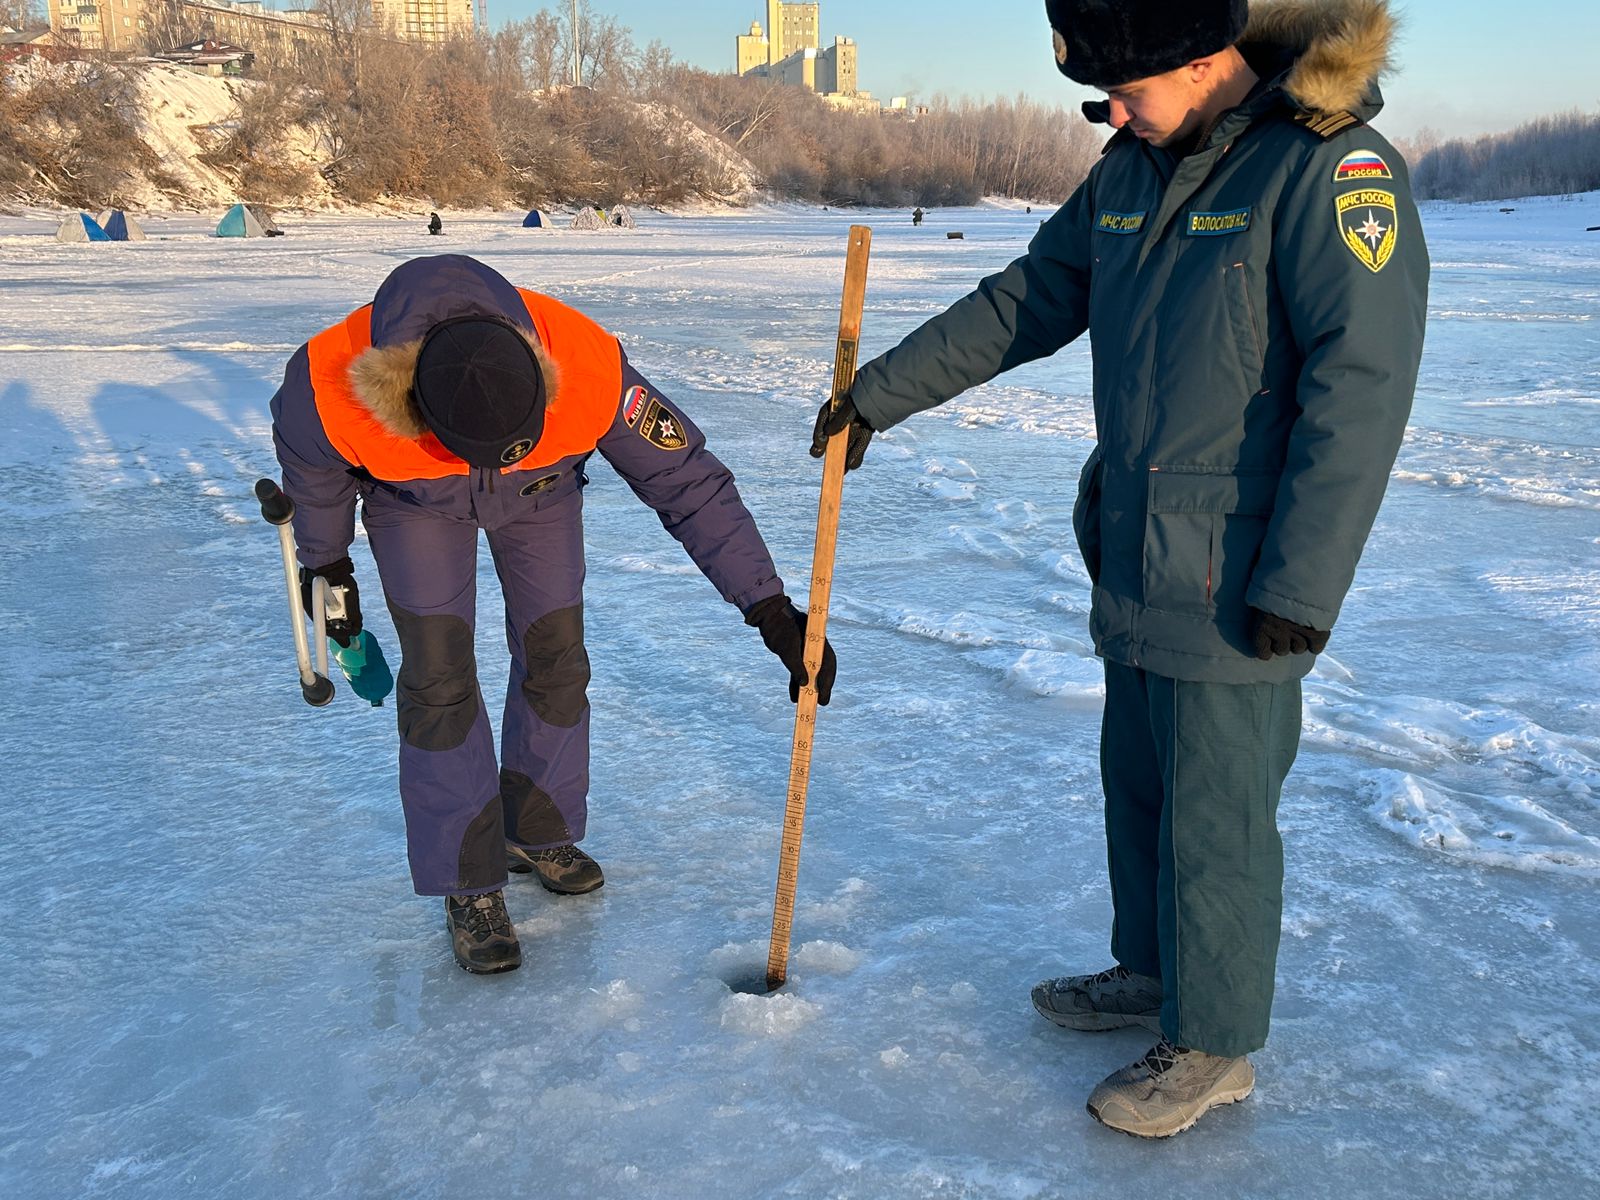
[1087, 1038, 1255, 1138]
[1031, 964, 1163, 1032]
[444, 890, 521, 974]
[506, 842, 605, 895]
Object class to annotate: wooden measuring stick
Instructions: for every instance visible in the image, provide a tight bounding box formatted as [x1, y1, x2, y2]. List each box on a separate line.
[765, 224, 872, 991]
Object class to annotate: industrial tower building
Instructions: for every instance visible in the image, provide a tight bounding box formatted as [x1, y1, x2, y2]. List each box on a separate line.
[736, 1, 861, 101]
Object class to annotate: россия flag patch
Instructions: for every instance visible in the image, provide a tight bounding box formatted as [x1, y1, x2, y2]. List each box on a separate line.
[622, 385, 648, 427]
[1333, 149, 1393, 182]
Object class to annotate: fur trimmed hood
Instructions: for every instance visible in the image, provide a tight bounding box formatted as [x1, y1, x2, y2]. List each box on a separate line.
[1243, 0, 1397, 116]
[348, 326, 562, 442]
[341, 254, 562, 444]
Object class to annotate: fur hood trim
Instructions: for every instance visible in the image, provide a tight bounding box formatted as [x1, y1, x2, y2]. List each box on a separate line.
[1246, 0, 1396, 115]
[347, 326, 562, 442]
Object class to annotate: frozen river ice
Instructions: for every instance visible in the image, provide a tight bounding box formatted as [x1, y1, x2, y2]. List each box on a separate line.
[1, 196, 1597, 1197]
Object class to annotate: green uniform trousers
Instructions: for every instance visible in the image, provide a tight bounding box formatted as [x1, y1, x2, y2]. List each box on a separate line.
[1101, 661, 1302, 1058]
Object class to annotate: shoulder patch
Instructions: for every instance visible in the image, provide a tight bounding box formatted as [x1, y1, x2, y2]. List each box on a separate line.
[1333, 149, 1392, 182]
[622, 384, 648, 427]
[1095, 210, 1146, 236]
[1335, 189, 1399, 273]
[1294, 110, 1364, 141]
[636, 397, 688, 450]
[1186, 208, 1252, 237]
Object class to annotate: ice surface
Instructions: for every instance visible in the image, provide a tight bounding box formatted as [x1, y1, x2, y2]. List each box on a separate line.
[1, 196, 1597, 1197]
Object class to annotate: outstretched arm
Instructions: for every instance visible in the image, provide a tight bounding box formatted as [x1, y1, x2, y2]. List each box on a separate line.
[847, 175, 1097, 434]
[595, 355, 785, 614]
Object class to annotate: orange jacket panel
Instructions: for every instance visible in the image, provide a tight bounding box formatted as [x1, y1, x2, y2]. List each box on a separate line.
[306, 292, 623, 482]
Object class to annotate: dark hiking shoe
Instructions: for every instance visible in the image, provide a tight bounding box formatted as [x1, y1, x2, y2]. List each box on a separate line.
[506, 842, 605, 895]
[1087, 1038, 1255, 1138]
[1032, 964, 1163, 1032]
[444, 890, 521, 974]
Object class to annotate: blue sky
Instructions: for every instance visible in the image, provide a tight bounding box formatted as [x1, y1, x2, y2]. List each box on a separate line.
[491, 1, 1600, 139]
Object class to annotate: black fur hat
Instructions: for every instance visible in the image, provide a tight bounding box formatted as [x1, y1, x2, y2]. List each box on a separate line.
[413, 316, 546, 469]
[1046, 0, 1249, 89]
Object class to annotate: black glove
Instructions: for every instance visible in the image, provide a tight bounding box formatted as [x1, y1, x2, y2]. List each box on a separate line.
[746, 594, 837, 705]
[300, 556, 363, 647]
[1250, 608, 1329, 661]
[810, 393, 874, 472]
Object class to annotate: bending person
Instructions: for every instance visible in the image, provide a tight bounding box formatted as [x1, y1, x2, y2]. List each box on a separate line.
[271, 254, 835, 975]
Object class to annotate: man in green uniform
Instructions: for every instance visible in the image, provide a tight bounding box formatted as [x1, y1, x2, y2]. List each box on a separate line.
[811, 0, 1427, 1136]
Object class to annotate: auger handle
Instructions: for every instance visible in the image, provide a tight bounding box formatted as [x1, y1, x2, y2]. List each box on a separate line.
[255, 477, 295, 525]
[256, 477, 334, 706]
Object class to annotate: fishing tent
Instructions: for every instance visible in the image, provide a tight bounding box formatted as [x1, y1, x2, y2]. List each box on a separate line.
[569, 207, 606, 231]
[216, 203, 267, 237]
[608, 205, 637, 229]
[56, 213, 111, 243]
[521, 209, 551, 228]
[98, 210, 148, 241]
[247, 205, 284, 235]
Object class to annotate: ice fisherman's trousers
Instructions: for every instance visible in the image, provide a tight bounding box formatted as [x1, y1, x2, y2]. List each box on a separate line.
[364, 490, 591, 897]
[1101, 660, 1302, 1058]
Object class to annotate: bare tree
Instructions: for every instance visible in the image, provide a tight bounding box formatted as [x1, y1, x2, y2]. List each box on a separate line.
[138, 1, 195, 53]
[290, 0, 371, 179]
[563, 0, 632, 91]
[6, 1, 1105, 213]
[1413, 109, 1600, 201]
[1, 57, 153, 207]
[487, 13, 564, 93]
[198, 72, 318, 200]
[0, 0, 43, 30]
[667, 69, 800, 150]
[635, 38, 677, 96]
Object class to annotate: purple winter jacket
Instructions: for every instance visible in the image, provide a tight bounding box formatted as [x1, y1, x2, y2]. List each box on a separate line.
[269, 254, 785, 613]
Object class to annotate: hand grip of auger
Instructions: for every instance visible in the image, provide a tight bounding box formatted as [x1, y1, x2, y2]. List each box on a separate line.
[255, 477, 334, 706]
[255, 477, 294, 525]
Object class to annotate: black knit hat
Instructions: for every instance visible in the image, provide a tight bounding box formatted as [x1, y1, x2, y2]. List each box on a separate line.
[1046, 0, 1249, 89]
[413, 316, 546, 468]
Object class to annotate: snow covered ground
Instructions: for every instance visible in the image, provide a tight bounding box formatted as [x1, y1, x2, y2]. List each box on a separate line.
[1, 195, 1597, 1197]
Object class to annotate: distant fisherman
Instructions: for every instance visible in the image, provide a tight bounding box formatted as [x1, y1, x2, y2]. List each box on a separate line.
[271, 255, 835, 974]
[809, 0, 1428, 1135]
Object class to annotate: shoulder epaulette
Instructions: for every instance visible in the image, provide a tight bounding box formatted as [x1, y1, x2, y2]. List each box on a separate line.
[1293, 110, 1365, 140]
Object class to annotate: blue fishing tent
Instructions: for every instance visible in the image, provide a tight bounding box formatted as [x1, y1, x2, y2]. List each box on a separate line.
[55, 213, 111, 243]
[100, 210, 147, 241]
[216, 203, 266, 238]
[521, 209, 551, 228]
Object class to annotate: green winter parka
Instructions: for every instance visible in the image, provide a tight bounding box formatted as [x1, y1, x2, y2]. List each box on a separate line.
[849, 0, 1429, 684]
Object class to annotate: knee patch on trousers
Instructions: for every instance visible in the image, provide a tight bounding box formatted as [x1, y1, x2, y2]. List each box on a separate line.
[456, 792, 505, 893]
[390, 608, 479, 751]
[521, 605, 590, 728]
[501, 769, 574, 846]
